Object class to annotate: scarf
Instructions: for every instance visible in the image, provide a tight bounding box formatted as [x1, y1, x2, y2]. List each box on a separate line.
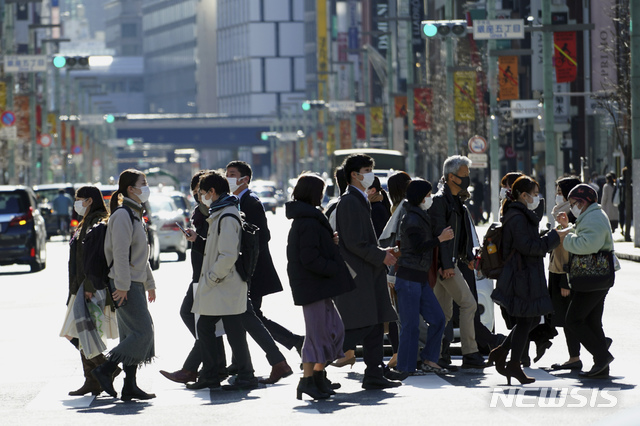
[379, 199, 407, 247]
[72, 283, 111, 359]
[122, 197, 144, 218]
[208, 193, 240, 215]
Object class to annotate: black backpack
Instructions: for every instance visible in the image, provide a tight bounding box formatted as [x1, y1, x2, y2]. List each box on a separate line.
[478, 216, 515, 279]
[217, 212, 260, 283]
[82, 206, 136, 295]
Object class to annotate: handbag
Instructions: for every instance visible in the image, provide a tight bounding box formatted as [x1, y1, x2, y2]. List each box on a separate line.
[567, 250, 615, 292]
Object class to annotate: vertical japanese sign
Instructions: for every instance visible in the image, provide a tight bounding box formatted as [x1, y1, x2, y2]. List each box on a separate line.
[413, 87, 432, 131]
[327, 125, 336, 155]
[454, 71, 476, 121]
[371, 106, 384, 135]
[498, 56, 519, 100]
[347, 0, 360, 81]
[394, 96, 408, 118]
[0, 82, 6, 110]
[14, 95, 30, 139]
[61, 121, 66, 149]
[317, 0, 328, 101]
[356, 114, 366, 140]
[340, 120, 352, 149]
[47, 113, 57, 134]
[337, 32, 348, 62]
[554, 32, 577, 83]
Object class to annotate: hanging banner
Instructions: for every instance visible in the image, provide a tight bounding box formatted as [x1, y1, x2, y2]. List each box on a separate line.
[371, 106, 384, 135]
[394, 96, 408, 118]
[591, 0, 616, 91]
[554, 32, 577, 83]
[339, 120, 352, 149]
[47, 113, 57, 134]
[14, 95, 30, 139]
[356, 114, 366, 140]
[61, 121, 66, 149]
[327, 125, 336, 155]
[393, 117, 405, 153]
[36, 104, 42, 137]
[454, 71, 476, 121]
[498, 56, 519, 100]
[0, 82, 6, 110]
[413, 87, 432, 131]
[317, 0, 329, 100]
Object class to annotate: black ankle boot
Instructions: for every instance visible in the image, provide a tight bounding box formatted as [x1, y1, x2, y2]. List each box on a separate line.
[121, 365, 156, 401]
[296, 377, 329, 400]
[313, 371, 335, 396]
[91, 360, 118, 398]
[504, 360, 535, 385]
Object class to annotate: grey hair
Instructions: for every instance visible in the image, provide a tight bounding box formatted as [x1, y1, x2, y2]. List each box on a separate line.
[442, 155, 472, 179]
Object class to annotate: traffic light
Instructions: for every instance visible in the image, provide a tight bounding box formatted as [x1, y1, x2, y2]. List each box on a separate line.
[301, 100, 326, 111]
[421, 20, 468, 38]
[52, 56, 90, 69]
[126, 138, 135, 146]
[261, 132, 269, 141]
[104, 114, 115, 124]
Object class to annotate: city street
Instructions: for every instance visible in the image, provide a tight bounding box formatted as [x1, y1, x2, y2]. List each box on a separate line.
[1, 207, 639, 425]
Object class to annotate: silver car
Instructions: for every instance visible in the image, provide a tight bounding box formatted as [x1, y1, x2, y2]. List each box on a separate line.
[148, 194, 188, 262]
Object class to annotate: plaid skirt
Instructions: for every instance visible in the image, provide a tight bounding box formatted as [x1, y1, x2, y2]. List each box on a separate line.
[108, 281, 155, 366]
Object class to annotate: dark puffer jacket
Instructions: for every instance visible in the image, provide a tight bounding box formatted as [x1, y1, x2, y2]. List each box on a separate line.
[491, 202, 560, 317]
[396, 203, 440, 282]
[285, 200, 356, 306]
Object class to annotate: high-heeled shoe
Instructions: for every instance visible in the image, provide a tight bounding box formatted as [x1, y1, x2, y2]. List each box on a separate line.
[296, 377, 330, 400]
[533, 340, 552, 363]
[488, 346, 509, 376]
[331, 356, 356, 368]
[504, 360, 535, 385]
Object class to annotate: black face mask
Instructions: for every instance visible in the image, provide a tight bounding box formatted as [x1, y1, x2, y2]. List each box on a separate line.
[452, 173, 470, 191]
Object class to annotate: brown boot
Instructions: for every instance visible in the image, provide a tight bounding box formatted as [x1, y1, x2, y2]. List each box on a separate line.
[69, 352, 102, 396]
[258, 360, 293, 384]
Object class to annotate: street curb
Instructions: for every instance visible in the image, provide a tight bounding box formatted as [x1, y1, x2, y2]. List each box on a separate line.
[616, 252, 640, 263]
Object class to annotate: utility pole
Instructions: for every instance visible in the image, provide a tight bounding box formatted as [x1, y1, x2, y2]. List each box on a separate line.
[445, 0, 455, 155]
[488, 0, 500, 222]
[631, 0, 640, 247]
[363, 47, 371, 145]
[407, 36, 415, 176]
[542, 0, 556, 224]
[28, 28, 38, 185]
[2, 1, 16, 184]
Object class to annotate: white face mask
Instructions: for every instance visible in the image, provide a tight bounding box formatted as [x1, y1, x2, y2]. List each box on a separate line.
[227, 177, 245, 194]
[500, 187, 508, 200]
[555, 195, 565, 205]
[74, 200, 87, 216]
[527, 194, 540, 211]
[420, 196, 433, 211]
[571, 204, 582, 218]
[201, 192, 213, 207]
[359, 172, 375, 190]
[136, 185, 151, 203]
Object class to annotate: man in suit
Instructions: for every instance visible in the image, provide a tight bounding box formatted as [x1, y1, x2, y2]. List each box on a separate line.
[333, 154, 404, 389]
[225, 161, 301, 384]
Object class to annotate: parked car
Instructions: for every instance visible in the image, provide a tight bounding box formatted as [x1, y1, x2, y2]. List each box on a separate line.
[98, 185, 161, 270]
[148, 194, 188, 261]
[252, 187, 278, 214]
[33, 183, 81, 239]
[0, 186, 47, 272]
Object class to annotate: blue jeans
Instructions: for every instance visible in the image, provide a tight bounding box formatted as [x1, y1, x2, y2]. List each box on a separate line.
[395, 277, 445, 372]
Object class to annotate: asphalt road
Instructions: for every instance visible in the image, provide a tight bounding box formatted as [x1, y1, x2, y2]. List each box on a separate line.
[1, 207, 639, 425]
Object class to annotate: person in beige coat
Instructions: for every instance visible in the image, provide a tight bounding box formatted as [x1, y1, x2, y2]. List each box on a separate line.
[187, 171, 257, 391]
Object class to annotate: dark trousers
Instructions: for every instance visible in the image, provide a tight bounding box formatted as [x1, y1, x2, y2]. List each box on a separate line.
[180, 282, 226, 372]
[251, 293, 303, 350]
[197, 314, 253, 382]
[566, 289, 611, 364]
[501, 316, 540, 363]
[238, 297, 285, 366]
[549, 272, 581, 358]
[342, 323, 385, 378]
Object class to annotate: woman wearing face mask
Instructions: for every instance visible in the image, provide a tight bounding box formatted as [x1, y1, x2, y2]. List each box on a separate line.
[556, 184, 615, 378]
[92, 169, 157, 401]
[60, 185, 118, 396]
[548, 177, 582, 371]
[490, 176, 566, 385]
[394, 179, 454, 375]
[367, 176, 392, 239]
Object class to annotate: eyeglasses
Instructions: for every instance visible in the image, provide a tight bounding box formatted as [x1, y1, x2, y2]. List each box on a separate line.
[569, 201, 580, 208]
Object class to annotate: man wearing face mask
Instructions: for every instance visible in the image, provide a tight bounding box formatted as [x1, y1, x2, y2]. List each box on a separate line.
[429, 155, 486, 368]
[225, 161, 298, 384]
[333, 154, 403, 389]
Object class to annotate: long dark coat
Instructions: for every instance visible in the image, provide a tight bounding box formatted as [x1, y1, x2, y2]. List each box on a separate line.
[285, 200, 355, 306]
[240, 190, 283, 298]
[491, 202, 560, 317]
[333, 186, 398, 329]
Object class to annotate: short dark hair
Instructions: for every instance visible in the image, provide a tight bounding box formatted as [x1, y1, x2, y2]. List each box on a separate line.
[334, 166, 348, 195]
[191, 170, 208, 191]
[58, 189, 65, 195]
[501, 171, 523, 188]
[199, 171, 230, 195]
[406, 179, 432, 207]
[226, 161, 252, 181]
[292, 173, 325, 206]
[342, 154, 374, 184]
[387, 171, 412, 206]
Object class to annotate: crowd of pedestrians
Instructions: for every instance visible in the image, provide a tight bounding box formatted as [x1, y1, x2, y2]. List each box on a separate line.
[59, 154, 617, 402]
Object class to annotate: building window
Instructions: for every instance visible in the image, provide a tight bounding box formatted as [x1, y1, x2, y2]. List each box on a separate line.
[122, 23, 138, 38]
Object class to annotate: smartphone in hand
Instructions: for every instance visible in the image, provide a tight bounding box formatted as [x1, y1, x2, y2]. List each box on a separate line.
[175, 221, 188, 235]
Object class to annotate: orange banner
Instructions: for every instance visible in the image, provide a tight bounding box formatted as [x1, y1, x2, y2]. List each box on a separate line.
[395, 96, 408, 117]
[498, 56, 519, 101]
[339, 120, 352, 149]
[413, 87, 432, 131]
[554, 32, 577, 83]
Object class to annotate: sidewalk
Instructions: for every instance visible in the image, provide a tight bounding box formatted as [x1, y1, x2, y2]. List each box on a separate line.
[612, 228, 640, 262]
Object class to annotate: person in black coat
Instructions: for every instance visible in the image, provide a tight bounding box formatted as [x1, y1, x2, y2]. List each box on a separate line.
[367, 176, 391, 239]
[489, 175, 565, 385]
[286, 173, 356, 400]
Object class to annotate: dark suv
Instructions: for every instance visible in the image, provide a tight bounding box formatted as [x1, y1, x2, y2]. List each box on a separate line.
[0, 186, 47, 272]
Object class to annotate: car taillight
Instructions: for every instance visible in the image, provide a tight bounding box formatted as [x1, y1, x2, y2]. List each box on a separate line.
[30, 247, 36, 257]
[9, 207, 33, 227]
[161, 222, 181, 231]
